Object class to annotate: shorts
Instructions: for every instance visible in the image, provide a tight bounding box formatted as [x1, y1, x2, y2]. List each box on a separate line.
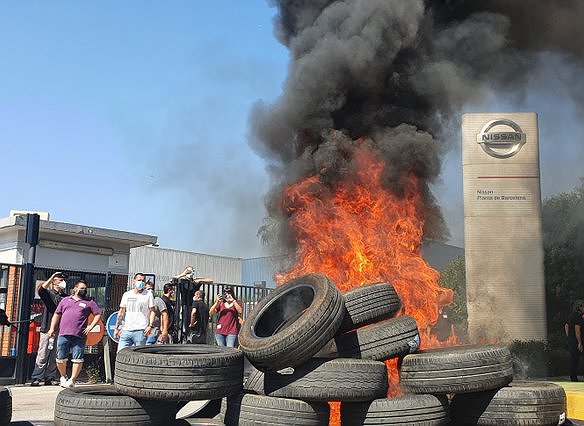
[56, 335, 86, 363]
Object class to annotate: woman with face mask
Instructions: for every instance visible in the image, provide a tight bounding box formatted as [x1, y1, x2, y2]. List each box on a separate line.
[48, 280, 101, 388]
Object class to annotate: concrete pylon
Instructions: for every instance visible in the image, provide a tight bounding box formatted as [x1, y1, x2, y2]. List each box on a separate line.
[462, 112, 546, 342]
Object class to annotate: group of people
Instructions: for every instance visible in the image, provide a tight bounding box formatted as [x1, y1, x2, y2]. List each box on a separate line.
[30, 267, 245, 389]
[31, 272, 101, 388]
[113, 269, 243, 349]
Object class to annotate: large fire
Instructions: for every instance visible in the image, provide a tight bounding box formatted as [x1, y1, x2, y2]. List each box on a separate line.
[275, 145, 457, 424]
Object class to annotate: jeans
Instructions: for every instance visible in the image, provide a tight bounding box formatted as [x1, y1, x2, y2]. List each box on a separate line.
[215, 333, 237, 347]
[146, 333, 158, 345]
[31, 332, 59, 380]
[56, 335, 86, 363]
[118, 329, 147, 351]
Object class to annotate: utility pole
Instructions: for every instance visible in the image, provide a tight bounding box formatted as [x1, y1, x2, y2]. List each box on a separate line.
[15, 213, 40, 384]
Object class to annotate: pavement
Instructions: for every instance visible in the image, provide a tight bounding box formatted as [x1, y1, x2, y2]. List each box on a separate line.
[8, 383, 60, 425]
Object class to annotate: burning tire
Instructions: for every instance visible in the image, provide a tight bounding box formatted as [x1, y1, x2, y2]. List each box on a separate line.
[337, 282, 401, 333]
[243, 358, 388, 402]
[0, 386, 11, 425]
[238, 273, 345, 372]
[54, 385, 177, 425]
[341, 394, 450, 425]
[399, 344, 513, 394]
[223, 393, 329, 426]
[332, 315, 419, 361]
[450, 381, 567, 426]
[114, 344, 243, 401]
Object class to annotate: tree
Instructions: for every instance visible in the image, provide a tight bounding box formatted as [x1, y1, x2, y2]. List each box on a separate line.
[438, 255, 468, 340]
[542, 178, 584, 346]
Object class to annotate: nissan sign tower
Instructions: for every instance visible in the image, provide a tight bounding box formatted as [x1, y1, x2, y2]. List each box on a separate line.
[462, 112, 546, 342]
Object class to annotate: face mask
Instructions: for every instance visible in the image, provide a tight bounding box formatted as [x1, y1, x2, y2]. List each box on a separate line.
[135, 280, 145, 290]
[77, 289, 87, 297]
[58, 281, 67, 289]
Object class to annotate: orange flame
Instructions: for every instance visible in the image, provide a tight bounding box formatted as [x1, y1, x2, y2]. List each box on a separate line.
[276, 146, 457, 425]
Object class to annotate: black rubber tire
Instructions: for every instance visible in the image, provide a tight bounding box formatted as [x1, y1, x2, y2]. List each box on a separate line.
[238, 273, 345, 372]
[0, 387, 11, 426]
[341, 394, 450, 425]
[338, 282, 401, 333]
[244, 358, 388, 402]
[450, 380, 567, 426]
[224, 393, 329, 425]
[332, 315, 420, 361]
[114, 344, 243, 401]
[54, 385, 177, 425]
[399, 345, 513, 394]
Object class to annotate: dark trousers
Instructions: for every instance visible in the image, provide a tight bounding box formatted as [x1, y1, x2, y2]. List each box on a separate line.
[569, 344, 583, 380]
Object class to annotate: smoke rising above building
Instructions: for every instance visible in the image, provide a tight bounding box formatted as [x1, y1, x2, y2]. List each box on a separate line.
[250, 0, 584, 252]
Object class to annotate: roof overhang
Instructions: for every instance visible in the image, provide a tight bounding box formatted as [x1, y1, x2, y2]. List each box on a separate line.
[0, 215, 157, 249]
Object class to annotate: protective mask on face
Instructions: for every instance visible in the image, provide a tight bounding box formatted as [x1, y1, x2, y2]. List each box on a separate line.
[135, 280, 145, 290]
[58, 281, 67, 289]
[77, 288, 87, 297]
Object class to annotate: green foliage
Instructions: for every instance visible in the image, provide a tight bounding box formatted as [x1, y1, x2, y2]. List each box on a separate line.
[508, 340, 571, 378]
[542, 178, 584, 347]
[83, 355, 106, 384]
[434, 180, 584, 350]
[438, 255, 468, 340]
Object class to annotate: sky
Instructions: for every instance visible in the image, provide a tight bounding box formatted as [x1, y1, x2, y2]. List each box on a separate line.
[0, 2, 288, 257]
[1, 2, 583, 258]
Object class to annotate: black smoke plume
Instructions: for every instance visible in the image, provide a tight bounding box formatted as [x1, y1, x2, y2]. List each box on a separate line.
[250, 0, 584, 252]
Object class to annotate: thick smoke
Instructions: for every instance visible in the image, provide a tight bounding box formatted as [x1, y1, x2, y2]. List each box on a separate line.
[250, 0, 584, 252]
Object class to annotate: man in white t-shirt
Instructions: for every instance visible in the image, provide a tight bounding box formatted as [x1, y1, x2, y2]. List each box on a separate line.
[114, 273, 156, 352]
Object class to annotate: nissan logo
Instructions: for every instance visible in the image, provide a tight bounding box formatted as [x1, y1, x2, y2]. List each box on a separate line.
[476, 119, 527, 159]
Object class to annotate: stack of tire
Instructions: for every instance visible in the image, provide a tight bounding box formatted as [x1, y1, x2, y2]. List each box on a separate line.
[53, 344, 245, 425]
[231, 273, 433, 425]
[232, 273, 567, 426]
[52, 271, 568, 426]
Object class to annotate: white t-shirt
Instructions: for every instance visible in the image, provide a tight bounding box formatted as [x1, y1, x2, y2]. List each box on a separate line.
[120, 290, 154, 331]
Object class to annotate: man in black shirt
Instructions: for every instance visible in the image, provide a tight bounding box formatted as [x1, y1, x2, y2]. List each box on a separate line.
[160, 282, 176, 343]
[30, 271, 68, 386]
[565, 299, 584, 382]
[189, 290, 210, 344]
[171, 266, 212, 343]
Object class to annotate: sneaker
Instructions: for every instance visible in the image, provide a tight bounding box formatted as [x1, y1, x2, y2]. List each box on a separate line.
[30, 378, 41, 387]
[64, 378, 75, 388]
[59, 376, 68, 387]
[44, 378, 55, 386]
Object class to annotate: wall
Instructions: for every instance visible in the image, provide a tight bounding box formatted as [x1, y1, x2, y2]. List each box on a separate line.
[129, 246, 242, 286]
